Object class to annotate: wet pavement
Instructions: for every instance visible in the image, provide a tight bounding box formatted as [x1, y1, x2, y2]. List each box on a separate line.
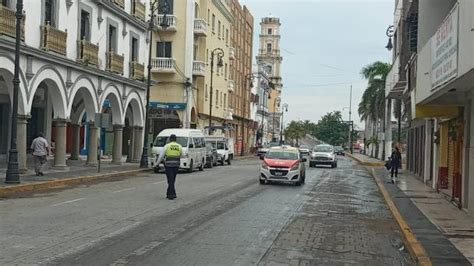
[0, 156, 412, 265]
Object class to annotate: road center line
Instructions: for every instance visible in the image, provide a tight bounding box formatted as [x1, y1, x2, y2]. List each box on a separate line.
[52, 198, 85, 207]
[112, 187, 136, 193]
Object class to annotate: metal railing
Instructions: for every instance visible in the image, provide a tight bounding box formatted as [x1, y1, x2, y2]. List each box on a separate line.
[0, 5, 24, 40]
[106, 50, 124, 75]
[130, 61, 145, 80]
[77, 39, 99, 66]
[194, 19, 207, 35]
[258, 49, 280, 56]
[132, 0, 146, 21]
[113, 0, 124, 8]
[40, 23, 67, 55]
[192, 60, 206, 76]
[151, 57, 175, 72]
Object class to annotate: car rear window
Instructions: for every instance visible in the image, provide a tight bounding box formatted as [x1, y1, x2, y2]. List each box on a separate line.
[154, 136, 188, 147]
[266, 150, 298, 160]
[314, 146, 333, 152]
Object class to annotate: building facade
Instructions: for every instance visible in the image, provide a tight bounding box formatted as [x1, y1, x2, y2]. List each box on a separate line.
[228, 0, 253, 155]
[0, 0, 148, 171]
[256, 16, 283, 144]
[386, 0, 474, 214]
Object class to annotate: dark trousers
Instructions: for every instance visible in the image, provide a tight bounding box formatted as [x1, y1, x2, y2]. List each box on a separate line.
[390, 162, 399, 178]
[165, 166, 179, 197]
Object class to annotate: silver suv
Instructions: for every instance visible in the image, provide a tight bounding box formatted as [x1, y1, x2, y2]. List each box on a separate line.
[309, 144, 337, 168]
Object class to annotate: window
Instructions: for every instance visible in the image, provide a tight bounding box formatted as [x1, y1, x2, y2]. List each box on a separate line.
[205, 84, 208, 100]
[158, 0, 174, 14]
[224, 94, 227, 108]
[266, 43, 272, 53]
[224, 63, 227, 79]
[2, 0, 10, 8]
[156, 42, 172, 58]
[80, 10, 91, 41]
[268, 28, 272, 35]
[212, 14, 216, 33]
[216, 90, 219, 105]
[108, 24, 117, 52]
[207, 9, 210, 25]
[220, 92, 223, 106]
[131, 37, 139, 62]
[225, 29, 229, 45]
[194, 3, 199, 18]
[218, 21, 221, 38]
[206, 49, 209, 64]
[44, 0, 57, 27]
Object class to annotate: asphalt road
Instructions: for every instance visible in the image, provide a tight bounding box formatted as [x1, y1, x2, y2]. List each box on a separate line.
[0, 156, 413, 265]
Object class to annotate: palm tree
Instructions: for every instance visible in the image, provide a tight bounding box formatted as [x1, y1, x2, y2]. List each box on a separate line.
[358, 61, 391, 157]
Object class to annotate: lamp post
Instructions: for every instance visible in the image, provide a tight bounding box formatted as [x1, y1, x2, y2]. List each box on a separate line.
[280, 103, 288, 145]
[5, 0, 23, 183]
[208, 48, 224, 135]
[140, 0, 170, 168]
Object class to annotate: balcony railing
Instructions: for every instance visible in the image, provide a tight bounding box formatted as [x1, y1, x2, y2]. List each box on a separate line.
[194, 19, 207, 36]
[258, 49, 280, 57]
[151, 58, 175, 73]
[229, 47, 236, 60]
[130, 61, 145, 81]
[155, 15, 177, 31]
[40, 23, 67, 55]
[192, 61, 206, 76]
[77, 39, 99, 66]
[228, 80, 235, 92]
[113, 0, 124, 9]
[0, 5, 25, 40]
[106, 50, 124, 75]
[132, 0, 146, 22]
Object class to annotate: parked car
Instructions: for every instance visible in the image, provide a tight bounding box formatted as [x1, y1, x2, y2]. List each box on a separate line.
[205, 143, 218, 168]
[309, 144, 337, 168]
[257, 142, 280, 158]
[205, 136, 232, 165]
[151, 129, 206, 173]
[334, 146, 345, 156]
[259, 146, 306, 186]
[299, 144, 310, 156]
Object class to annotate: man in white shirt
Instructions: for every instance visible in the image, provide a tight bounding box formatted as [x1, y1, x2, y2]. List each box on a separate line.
[31, 132, 50, 176]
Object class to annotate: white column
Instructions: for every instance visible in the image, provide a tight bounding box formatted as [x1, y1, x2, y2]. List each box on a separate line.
[70, 124, 81, 160]
[132, 126, 143, 163]
[53, 119, 68, 169]
[385, 99, 393, 161]
[111, 124, 123, 164]
[424, 119, 432, 184]
[86, 122, 98, 166]
[17, 115, 29, 173]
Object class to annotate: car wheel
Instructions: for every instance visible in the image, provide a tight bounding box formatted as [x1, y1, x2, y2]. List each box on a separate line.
[221, 159, 225, 166]
[227, 158, 231, 165]
[188, 160, 194, 173]
[199, 159, 204, 171]
[210, 158, 214, 168]
[259, 179, 265, 185]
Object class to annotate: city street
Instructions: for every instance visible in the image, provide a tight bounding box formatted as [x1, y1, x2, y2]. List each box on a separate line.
[0, 156, 412, 265]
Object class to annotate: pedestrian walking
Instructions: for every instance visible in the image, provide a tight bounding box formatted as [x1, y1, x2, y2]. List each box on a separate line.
[31, 132, 50, 176]
[389, 146, 402, 183]
[156, 134, 182, 200]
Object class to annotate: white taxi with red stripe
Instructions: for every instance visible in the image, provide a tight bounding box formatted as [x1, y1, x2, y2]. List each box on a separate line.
[259, 146, 306, 186]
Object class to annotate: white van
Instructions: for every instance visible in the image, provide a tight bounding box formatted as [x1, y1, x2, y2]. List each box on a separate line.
[151, 129, 206, 173]
[205, 136, 233, 165]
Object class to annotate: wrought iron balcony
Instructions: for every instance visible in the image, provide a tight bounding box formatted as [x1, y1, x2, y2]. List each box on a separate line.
[194, 19, 207, 36]
[155, 15, 177, 31]
[40, 23, 67, 55]
[132, 0, 146, 22]
[130, 61, 145, 81]
[0, 5, 24, 40]
[192, 61, 206, 76]
[106, 50, 124, 75]
[113, 0, 124, 9]
[77, 39, 99, 66]
[151, 58, 176, 73]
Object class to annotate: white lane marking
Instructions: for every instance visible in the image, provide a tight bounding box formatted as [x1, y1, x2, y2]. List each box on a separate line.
[52, 198, 85, 207]
[152, 181, 166, 185]
[110, 241, 162, 266]
[112, 187, 136, 193]
[40, 221, 142, 265]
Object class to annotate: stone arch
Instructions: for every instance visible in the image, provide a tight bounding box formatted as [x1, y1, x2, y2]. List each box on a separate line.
[68, 76, 99, 122]
[123, 90, 144, 127]
[28, 65, 67, 118]
[99, 83, 123, 125]
[0, 54, 28, 115]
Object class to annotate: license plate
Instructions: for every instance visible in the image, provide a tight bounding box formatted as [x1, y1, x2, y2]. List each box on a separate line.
[274, 172, 283, 176]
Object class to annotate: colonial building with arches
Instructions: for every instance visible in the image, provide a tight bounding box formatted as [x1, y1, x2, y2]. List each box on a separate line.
[0, 0, 148, 171]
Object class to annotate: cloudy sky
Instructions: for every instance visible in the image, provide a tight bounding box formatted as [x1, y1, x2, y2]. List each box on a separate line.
[241, 0, 394, 129]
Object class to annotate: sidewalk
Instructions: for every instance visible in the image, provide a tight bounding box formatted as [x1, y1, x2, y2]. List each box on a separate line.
[350, 153, 473, 265]
[0, 158, 150, 197]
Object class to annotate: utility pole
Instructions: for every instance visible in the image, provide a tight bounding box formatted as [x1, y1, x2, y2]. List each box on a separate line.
[349, 84, 353, 154]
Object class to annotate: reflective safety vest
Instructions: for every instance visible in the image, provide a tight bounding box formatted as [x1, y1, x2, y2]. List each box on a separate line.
[164, 142, 182, 167]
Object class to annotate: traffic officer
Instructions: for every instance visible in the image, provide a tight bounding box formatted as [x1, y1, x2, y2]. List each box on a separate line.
[156, 134, 182, 200]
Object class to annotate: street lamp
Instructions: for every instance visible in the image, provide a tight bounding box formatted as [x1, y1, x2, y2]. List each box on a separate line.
[140, 0, 170, 169]
[385, 25, 394, 51]
[280, 103, 288, 145]
[208, 48, 224, 135]
[5, 0, 23, 183]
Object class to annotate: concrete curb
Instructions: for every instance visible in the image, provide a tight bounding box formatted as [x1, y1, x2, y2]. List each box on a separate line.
[0, 168, 151, 197]
[348, 155, 431, 265]
[346, 153, 386, 167]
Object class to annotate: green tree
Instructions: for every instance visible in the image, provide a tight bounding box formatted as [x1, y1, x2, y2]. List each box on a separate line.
[313, 111, 349, 146]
